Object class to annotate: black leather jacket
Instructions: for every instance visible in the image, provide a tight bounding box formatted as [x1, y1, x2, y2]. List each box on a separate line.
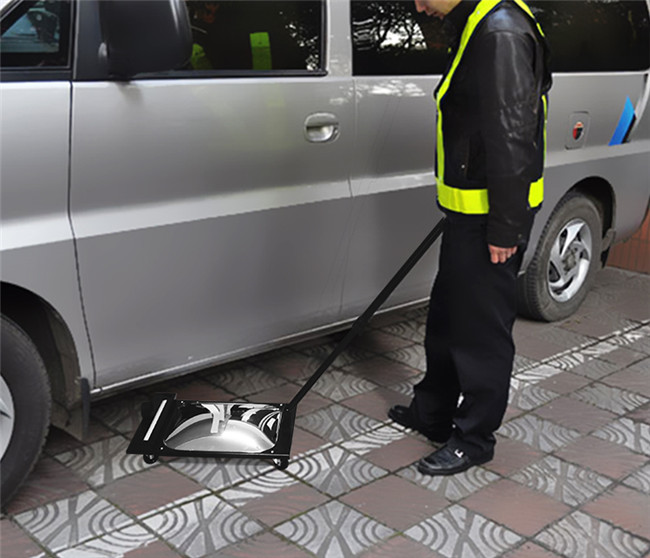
[439, 0, 552, 247]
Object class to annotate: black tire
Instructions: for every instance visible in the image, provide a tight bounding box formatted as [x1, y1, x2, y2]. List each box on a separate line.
[518, 194, 603, 322]
[1, 316, 52, 507]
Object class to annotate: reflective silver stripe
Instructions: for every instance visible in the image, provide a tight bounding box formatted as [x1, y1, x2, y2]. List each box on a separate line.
[143, 399, 167, 442]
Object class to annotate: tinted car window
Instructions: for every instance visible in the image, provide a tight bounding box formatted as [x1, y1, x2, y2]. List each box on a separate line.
[185, 1, 323, 73]
[1, 0, 72, 68]
[529, 0, 649, 72]
[351, 0, 449, 76]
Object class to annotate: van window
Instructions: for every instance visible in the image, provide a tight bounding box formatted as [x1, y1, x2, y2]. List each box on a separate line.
[185, 1, 323, 73]
[351, 1, 448, 76]
[0, 0, 72, 68]
[526, 1, 649, 72]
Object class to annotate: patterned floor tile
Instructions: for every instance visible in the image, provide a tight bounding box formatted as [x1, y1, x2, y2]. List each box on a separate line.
[340, 386, 410, 422]
[404, 504, 522, 558]
[92, 394, 150, 436]
[511, 455, 612, 506]
[573, 383, 649, 415]
[54, 523, 158, 558]
[97, 465, 204, 517]
[555, 435, 648, 479]
[503, 541, 563, 558]
[0, 518, 46, 558]
[535, 510, 649, 558]
[295, 404, 381, 443]
[274, 500, 394, 557]
[593, 417, 650, 456]
[296, 340, 374, 368]
[142, 494, 263, 558]
[499, 415, 581, 452]
[462, 479, 570, 537]
[362, 435, 433, 472]
[536, 371, 592, 395]
[399, 465, 499, 502]
[387, 373, 424, 397]
[359, 535, 444, 558]
[342, 356, 422, 387]
[582, 485, 650, 539]
[311, 370, 378, 402]
[623, 463, 650, 494]
[535, 395, 618, 435]
[378, 321, 426, 344]
[14, 490, 132, 554]
[54, 436, 149, 488]
[6, 457, 89, 515]
[602, 361, 650, 398]
[340, 476, 448, 531]
[350, 329, 415, 353]
[203, 363, 288, 398]
[340, 425, 406, 456]
[250, 350, 321, 382]
[217, 531, 313, 558]
[512, 364, 562, 386]
[485, 436, 545, 477]
[565, 357, 627, 380]
[219, 469, 298, 508]
[169, 457, 273, 491]
[287, 446, 387, 497]
[509, 384, 559, 411]
[383, 344, 427, 372]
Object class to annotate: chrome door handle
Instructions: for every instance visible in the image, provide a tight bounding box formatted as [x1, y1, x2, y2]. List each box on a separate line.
[304, 113, 339, 143]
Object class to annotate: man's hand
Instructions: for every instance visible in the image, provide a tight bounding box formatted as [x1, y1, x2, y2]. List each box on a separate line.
[488, 244, 517, 264]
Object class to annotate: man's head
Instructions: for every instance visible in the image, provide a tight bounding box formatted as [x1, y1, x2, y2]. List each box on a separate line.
[414, 0, 462, 19]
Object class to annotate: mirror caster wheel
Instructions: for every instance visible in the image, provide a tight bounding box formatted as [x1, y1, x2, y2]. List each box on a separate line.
[143, 454, 159, 464]
[274, 458, 289, 470]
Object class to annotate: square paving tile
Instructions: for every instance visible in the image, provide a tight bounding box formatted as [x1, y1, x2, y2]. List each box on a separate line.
[250, 350, 321, 382]
[573, 383, 649, 415]
[462, 479, 570, 537]
[294, 404, 381, 443]
[534, 396, 617, 434]
[503, 542, 563, 557]
[202, 363, 287, 398]
[121, 540, 182, 558]
[169, 457, 273, 491]
[509, 384, 559, 411]
[217, 531, 312, 558]
[499, 414, 581, 452]
[566, 357, 626, 380]
[601, 362, 650, 398]
[14, 490, 132, 554]
[362, 435, 433, 472]
[340, 386, 410, 423]
[289, 426, 329, 458]
[97, 465, 204, 517]
[623, 463, 650, 494]
[341, 475, 448, 531]
[535, 510, 649, 558]
[54, 523, 160, 558]
[349, 329, 415, 353]
[536, 371, 592, 395]
[399, 465, 499, 502]
[246, 383, 330, 418]
[405, 504, 522, 558]
[383, 344, 427, 372]
[6, 457, 88, 515]
[142, 494, 263, 557]
[511, 455, 612, 506]
[582, 485, 650, 539]
[287, 446, 387, 497]
[274, 500, 394, 557]
[593, 417, 650, 456]
[340, 425, 406, 456]
[53, 435, 151, 488]
[311, 369, 378, 402]
[91, 394, 151, 436]
[554, 435, 647, 479]
[0, 518, 45, 558]
[359, 535, 444, 558]
[484, 436, 545, 477]
[342, 356, 422, 387]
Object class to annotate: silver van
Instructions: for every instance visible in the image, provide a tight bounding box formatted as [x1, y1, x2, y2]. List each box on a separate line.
[1, 0, 648, 504]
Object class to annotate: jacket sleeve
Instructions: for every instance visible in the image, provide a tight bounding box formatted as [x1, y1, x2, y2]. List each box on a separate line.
[475, 29, 541, 247]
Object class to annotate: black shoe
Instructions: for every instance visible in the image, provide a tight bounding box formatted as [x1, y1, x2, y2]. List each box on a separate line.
[417, 445, 493, 476]
[388, 405, 450, 444]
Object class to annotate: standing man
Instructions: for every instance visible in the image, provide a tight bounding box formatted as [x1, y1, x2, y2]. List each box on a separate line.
[389, 0, 552, 475]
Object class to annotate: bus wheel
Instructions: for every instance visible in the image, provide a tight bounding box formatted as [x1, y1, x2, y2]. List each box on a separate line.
[0, 316, 51, 507]
[518, 194, 603, 322]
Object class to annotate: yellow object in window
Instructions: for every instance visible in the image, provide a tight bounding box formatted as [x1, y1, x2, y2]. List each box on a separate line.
[250, 32, 272, 70]
[191, 43, 212, 70]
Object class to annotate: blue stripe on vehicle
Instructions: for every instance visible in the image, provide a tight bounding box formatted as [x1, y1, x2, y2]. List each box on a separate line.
[609, 97, 636, 146]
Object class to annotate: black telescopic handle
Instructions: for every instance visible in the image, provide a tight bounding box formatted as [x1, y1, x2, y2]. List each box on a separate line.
[288, 217, 446, 411]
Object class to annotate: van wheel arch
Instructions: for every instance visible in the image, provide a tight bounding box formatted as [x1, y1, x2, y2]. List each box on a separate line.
[518, 178, 614, 322]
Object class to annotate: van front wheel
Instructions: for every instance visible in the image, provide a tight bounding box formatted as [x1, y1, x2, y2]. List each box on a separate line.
[518, 194, 603, 322]
[0, 316, 51, 507]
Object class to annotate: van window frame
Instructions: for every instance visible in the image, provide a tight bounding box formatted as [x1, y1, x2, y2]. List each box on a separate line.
[0, 0, 75, 82]
[74, 0, 328, 82]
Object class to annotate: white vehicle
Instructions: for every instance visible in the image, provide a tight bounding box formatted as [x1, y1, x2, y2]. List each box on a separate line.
[1, 0, 648, 504]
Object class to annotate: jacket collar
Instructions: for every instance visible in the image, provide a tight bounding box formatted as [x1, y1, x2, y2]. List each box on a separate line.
[446, 0, 480, 44]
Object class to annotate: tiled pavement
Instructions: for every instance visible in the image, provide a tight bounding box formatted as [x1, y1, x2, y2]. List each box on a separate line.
[2, 267, 649, 558]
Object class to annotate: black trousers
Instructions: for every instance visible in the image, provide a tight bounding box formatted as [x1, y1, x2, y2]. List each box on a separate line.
[410, 217, 523, 458]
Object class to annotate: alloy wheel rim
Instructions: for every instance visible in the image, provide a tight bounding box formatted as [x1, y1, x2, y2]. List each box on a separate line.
[547, 218, 593, 303]
[0, 375, 15, 459]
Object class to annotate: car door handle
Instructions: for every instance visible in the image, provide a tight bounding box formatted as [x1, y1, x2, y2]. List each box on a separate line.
[304, 113, 339, 143]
